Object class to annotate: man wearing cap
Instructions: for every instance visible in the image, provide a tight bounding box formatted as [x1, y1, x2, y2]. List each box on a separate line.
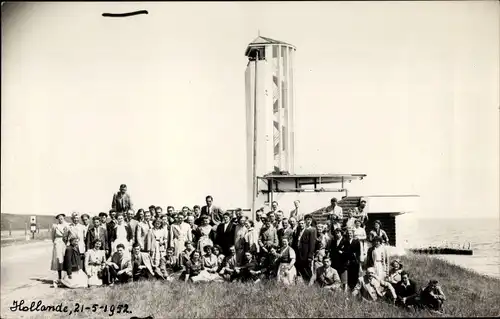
[352, 267, 396, 303]
[111, 184, 133, 214]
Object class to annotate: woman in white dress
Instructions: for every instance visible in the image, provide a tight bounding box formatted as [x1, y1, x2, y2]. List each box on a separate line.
[366, 236, 389, 280]
[191, 245, 223, 282]
[170, 213, 193, 259]
[51, 213, 69, 282]
[84, 239, 105, 286]
[146, 218, 169, 267]
[276, 238, 297, 286]
[194, 215, 214, 254]
[110, 214, 133, 254]
[353, 219, 367, 263]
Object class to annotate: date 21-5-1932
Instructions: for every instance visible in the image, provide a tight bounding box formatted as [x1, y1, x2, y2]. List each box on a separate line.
[10, 300, 132, 316]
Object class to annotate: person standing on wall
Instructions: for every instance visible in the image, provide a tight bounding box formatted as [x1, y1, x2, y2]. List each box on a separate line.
[289, 200, 302, 220]
[111, 184, 133, 214]
[201, 195, 224, 227]
[326, 198, 343, 231]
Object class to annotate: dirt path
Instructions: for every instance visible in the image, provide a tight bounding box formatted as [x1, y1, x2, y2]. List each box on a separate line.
[0, 240, 67, 318]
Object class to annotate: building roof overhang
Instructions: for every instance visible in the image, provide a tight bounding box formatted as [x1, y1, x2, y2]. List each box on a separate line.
[258, 173, 367, 185]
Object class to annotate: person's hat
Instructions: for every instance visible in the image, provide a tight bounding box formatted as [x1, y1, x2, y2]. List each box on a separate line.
[98, 212, 108, 217]
[55, 213, 66, 219]
[120, 184, 127, 189]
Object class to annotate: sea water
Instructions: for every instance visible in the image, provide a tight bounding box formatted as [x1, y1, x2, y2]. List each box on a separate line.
[401, 217, 500, 278]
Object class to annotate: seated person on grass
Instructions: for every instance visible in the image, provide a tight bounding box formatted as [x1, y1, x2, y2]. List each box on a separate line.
[236, 251, 260, 283]
[103, 243, 132, 285]
[394, 270, 419, 308]
[156, 247, 182, 281]
[418, 279, 446, 313]
[219, 246, 238, 281]
[184, 250, 204, 282]
[131, 242, 157, 281]
[314, 256, 342, 291]
[352, 267, 397, 303]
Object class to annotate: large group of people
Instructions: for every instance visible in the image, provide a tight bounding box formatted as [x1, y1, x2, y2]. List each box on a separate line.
[50, 184, 446, 313]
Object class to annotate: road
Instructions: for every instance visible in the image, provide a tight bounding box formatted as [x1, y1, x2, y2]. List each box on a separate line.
[0, 240, 63, 318]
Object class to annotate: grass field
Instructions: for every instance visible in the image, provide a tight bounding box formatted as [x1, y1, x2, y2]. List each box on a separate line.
[41, 254, 500, 318]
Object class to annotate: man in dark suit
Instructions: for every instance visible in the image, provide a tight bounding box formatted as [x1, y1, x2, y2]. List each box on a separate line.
[329, 228, 347, 287]
[343, 228, 362, 291]
[106, 209, 118, 253]
[291, 219, 305, 253]
[111, 184, 133, 214]
[201, 195, 224, 226]
[85, 216, 108, 254]
[295, 214, 317, 282]
[215, 212, 235, 256]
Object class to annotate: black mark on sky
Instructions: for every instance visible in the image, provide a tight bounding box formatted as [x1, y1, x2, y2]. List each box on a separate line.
[102, 10, 148, 18]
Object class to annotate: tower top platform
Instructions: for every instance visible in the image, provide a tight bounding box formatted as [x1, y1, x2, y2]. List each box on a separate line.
[245, 35, 296, 56]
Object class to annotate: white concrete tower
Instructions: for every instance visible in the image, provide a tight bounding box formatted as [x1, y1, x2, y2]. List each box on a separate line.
[244, 35, 296, 215]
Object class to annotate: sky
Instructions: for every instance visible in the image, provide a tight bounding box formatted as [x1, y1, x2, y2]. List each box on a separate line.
[1, 1, 499, 218]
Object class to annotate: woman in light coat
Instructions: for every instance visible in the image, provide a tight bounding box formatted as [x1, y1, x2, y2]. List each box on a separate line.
[170, 213, 193, 259]
[51, 213, 69, 282]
